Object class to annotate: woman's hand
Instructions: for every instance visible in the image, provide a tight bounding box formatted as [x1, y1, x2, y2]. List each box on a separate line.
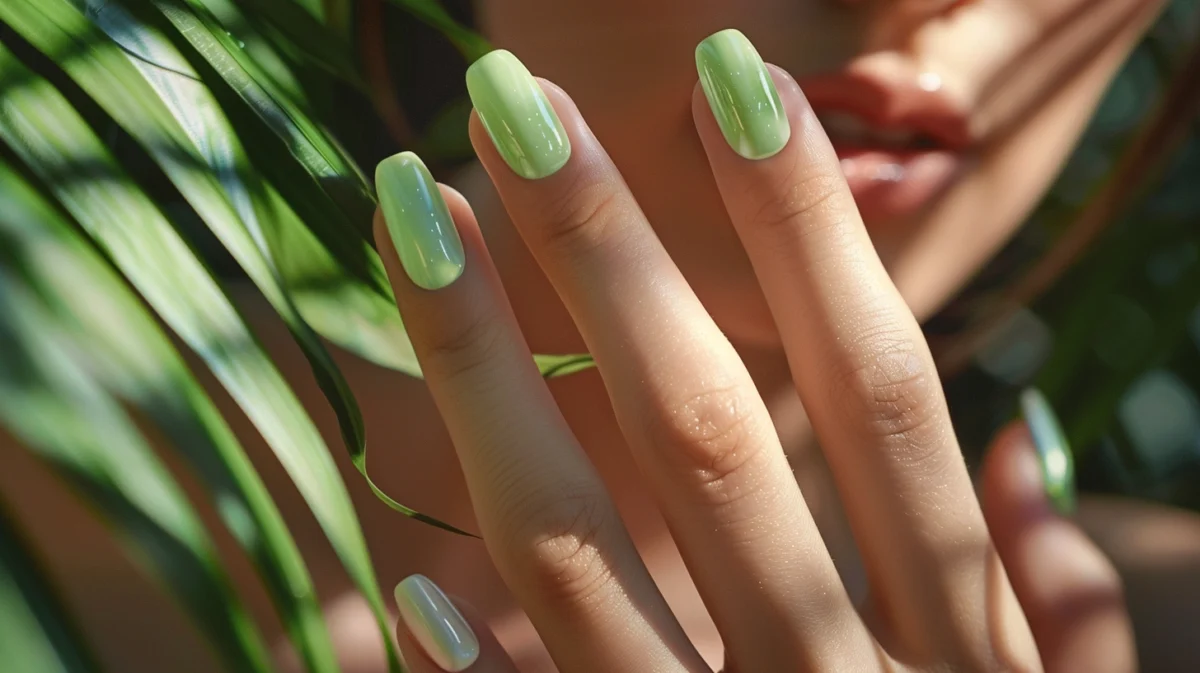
[373, 30, 1132, 672]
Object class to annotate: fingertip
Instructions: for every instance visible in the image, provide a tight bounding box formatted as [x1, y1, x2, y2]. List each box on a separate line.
[984, 423, 1134, 673]
[436, 183, 476, 222]
[765, 63, 804, 100]
[372, 207, 391, 253]
[982, 421, 1045, 520]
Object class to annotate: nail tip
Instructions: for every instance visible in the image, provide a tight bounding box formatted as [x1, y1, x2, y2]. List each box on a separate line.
[1019, 387, 1077, 515]
[395, 574, 480, 672]
[375, 151, 423, 183]
[466, 48, 521, 83]
[694, 28, 789, 161]
[701, 27, 747, 45]
[464, 47, 570, 181]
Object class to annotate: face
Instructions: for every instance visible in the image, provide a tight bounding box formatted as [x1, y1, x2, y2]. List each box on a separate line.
[478, 0, 1165, 344]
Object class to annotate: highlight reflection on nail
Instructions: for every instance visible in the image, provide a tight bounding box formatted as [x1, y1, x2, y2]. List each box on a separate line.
[696, 28, 790, 160]
[375, 152, 465, 291]
[1020, 388, 1076, 515]
[467, 49, 571, 179]
[395, 574, 479, 671]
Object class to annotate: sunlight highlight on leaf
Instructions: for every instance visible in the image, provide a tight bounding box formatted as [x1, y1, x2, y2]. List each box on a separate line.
[0, 161, 342, 673]
[0, 34, 407, 670]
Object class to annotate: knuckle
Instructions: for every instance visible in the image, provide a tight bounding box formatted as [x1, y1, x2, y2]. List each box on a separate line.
[540, 176, 628, 257]
[748, 167, 847, 239]
[502, 487, 619, 606]
[422, 306, 509, 385]
[830, 318, 947, 451]
[640, 385, 765, 498]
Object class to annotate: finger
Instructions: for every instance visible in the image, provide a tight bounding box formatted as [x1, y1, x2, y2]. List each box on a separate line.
[394, 574, 515, 673]
[692, 30, 1025, 661]
[983, 404, 1134, 673]
[467, 50, 872, 671]
[373, 153, 702, 673]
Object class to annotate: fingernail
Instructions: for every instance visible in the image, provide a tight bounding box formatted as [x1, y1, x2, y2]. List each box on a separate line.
[394, 574, 480, 671]
[696, 28, 791, 160]
[375, 152, 465, 291]
[1019, 388, 1076, 515]
[466, 49, 571, 179]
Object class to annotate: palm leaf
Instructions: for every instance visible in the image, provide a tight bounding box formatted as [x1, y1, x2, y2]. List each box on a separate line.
[0, 39, 407, 671]
[1, 0, 591, 667]
[385, 0, 491, 62]
[0, 275, 274, 673]
[236, 0, 362, 83]
[0, 160, 341, 673]
[0, 501, 101, 673]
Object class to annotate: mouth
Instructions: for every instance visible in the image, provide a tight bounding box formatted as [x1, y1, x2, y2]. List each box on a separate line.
[800, 69, 973, 224]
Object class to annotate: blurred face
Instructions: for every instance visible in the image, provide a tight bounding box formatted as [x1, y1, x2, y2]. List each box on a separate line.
[478, 0, 1165, 344]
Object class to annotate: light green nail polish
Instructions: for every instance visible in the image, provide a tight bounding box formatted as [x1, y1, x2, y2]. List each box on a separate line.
[375, 152, 464, 291]
[395, 575, 479, 672]
[466, 49, 571, 179]
[696, 28, 791, 160]
[1020, 388, 1076, 515]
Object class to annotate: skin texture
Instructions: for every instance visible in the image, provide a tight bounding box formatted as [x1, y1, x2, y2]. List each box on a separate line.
[1, 1, 1198, 672]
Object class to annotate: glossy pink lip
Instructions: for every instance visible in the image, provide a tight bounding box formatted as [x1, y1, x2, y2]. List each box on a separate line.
[799, 70, 973, 224]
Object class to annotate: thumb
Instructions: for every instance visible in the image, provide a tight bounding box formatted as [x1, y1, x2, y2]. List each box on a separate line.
[982, 389, 1136, 673]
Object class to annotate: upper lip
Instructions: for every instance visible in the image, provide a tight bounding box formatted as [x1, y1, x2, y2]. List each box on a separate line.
[798, 67, 972, 150]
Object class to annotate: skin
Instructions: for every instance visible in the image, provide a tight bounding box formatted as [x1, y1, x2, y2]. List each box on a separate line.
[2, 1, 1200, 671]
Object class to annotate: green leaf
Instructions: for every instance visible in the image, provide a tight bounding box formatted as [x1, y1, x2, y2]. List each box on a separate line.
[185, 0, 313, 104]
[0, 36, 408, 672]
[0, 160, 341, 673]
[385, 0, 491, 62]
[0, 502, 101, 673]
[532, 353, 599, 378]
[234, 0, 363, 85]
[0, 276, 273, 673]
[149, 0, 429, 376]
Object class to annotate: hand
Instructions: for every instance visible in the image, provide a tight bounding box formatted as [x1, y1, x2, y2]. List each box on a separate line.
[373, 31, 1132, 673]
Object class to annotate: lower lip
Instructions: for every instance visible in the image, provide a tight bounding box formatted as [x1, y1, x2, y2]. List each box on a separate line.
[834, 145, 965, 224]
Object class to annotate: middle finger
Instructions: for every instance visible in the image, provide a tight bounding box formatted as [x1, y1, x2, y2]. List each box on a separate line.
[467, 49, 874, 671]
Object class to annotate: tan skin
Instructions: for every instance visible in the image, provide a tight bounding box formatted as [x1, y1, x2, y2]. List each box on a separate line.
[4, 0, 1200, 671]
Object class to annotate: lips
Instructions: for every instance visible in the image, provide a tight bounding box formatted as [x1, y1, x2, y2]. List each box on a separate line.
[799, 69, 973, 224]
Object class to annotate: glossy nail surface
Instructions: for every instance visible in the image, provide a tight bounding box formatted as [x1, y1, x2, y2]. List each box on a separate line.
[395, 575, 479, 671]
[696, 28, 791, 160]
[376, 152, 464, 290]
[1020, 388, 1076, 515]
[467, 49, 571, 179]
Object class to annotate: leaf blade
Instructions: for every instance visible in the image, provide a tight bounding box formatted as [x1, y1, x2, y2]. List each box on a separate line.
[0, 30, 406, 670]
[0, 159, 342, 673]
[0, 277, 273, 673]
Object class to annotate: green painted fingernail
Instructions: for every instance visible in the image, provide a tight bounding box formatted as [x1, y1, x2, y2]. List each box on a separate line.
[395, 575, 479, 671]
[375, 152, 465, 291]
[1020, 388, 1076, 515]
[466, 49, 571, 180]
[696, 29, 791, 160]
